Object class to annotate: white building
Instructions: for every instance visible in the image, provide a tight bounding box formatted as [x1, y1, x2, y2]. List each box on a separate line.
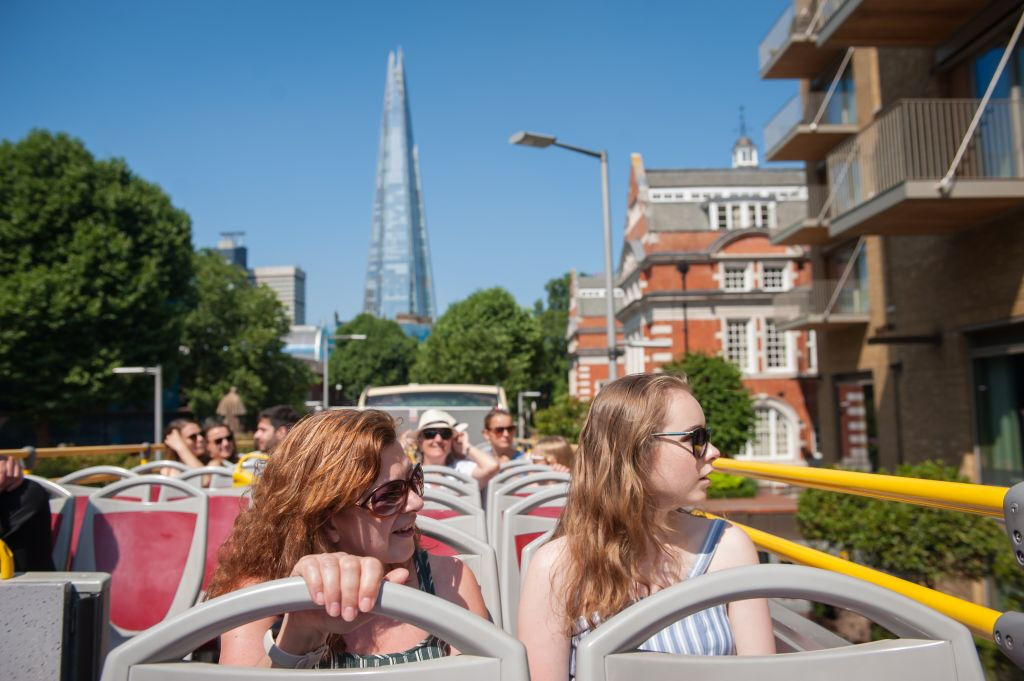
[251, 266, 306, 325]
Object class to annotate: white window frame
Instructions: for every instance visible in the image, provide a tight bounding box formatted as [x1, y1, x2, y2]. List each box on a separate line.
[761, 262, 789, 292]
[740, 405, 795, 461]
[806, 329, 818, 373]
[762, 320, 794, 372]
[724, 318, 754, 372]
[721, 262, 752, 292]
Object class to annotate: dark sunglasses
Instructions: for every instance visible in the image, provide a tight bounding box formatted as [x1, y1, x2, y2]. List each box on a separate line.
[212, 434, 234, 445]
[422, 428, 453, 441]
[489, 426, 515, 435]
[357, 464, 424, 518]
[185, 433, 201, 442]
[651, 427, 713, 459]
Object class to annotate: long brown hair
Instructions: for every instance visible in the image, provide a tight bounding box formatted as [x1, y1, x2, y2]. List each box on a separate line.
[206, 409, 396, 599]
[553, 372, 691, 634]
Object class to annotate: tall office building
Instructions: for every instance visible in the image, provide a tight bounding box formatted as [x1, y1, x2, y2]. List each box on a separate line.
[363, 49, 437, 334]
[217, 232, 248, 269]
[251, 266, 306, 325]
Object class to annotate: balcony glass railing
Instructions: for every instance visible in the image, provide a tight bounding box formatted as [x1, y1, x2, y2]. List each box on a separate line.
[758, 1, 822, 72]
[826, 98, 1024, 218]
[773, 277, 868, 324]
[764, 90, 857, 154]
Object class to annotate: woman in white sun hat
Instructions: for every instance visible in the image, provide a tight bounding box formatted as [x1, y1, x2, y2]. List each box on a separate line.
[415, 409, 498, 489]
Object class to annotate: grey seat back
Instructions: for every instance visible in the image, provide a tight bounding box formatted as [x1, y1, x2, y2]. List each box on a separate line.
[415, 515, 502, 629]
[99, 578, 529, 681]
[160, 467, 238, 500]
[59, 466, 141, 498]
[485, 464, 552, 511]
[25, 475, 74, 570]
[422, 489, 487, 541]
[133, 461, 191, 475]
[497, 487, 566, 635]
[423, 474, 482, 507]
[574, 564, 985, 681]
[487, 471, 568, 545]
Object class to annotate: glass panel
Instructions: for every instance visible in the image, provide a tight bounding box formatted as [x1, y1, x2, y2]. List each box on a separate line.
[726, 320, 750, 370]
[364, 391, 499, 407]
[765, 321, 788, 369]
[974, 354, 1024, 486]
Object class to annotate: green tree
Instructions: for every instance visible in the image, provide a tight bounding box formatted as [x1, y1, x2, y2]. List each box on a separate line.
[660, 352, 755, 457]
[0, 130, 194, 440]
[329, 313, 418, 405]
[532, 272, 573, 404]
[410, 287, 542, 404]
[178, 250, 311, 421]
[532, 395, 591, 441]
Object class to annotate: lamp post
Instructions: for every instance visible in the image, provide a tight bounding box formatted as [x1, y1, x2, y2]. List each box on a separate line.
[112, 365, 162, 446]
[510, 131, 619, 381]
[676, 262, 690, 355]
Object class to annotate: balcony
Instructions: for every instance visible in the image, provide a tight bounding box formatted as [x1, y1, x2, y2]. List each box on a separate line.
[817, 0, 990, 47]
[825, 98, 1024, 238]
[764, 91, 859, 162]
[759, 1, 844, 79]
[773, 278, 869, 331]
[771, 184, 832, 246]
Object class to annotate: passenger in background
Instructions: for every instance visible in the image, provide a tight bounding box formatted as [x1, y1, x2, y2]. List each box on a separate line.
[479, 408, 525, 465]
[517, 373, 775, 681]
[0, 454, 53, 571]
[416, 409, 498, 489]
[161, 418, 206, 475]
[253, 405, 301, 454]
[203, 418, 238, 467]
[210, 409, 489, 668]
[531, 435, 574, 470]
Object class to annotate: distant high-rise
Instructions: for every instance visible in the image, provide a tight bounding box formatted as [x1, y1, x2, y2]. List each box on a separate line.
[363, 49, 436, 331]
[217, 231, 248, 269]
[251, 266, 306, 325]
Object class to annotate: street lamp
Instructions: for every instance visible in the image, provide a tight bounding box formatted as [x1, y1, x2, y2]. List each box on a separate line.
[112, 365, 162, 445]
[510, 130, 619, 381]
[322, 333, 368, 409]
[516, 390, 542, 439]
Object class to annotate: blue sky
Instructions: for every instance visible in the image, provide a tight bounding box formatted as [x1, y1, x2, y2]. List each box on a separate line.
[2, 0, 797, 325]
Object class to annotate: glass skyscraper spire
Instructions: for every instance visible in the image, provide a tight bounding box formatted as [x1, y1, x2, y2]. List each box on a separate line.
[363, 48, 436, 332]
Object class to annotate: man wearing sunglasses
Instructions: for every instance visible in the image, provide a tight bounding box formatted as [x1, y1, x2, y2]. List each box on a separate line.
[479, 408, 525, 465]
[416, 409, 498, 489]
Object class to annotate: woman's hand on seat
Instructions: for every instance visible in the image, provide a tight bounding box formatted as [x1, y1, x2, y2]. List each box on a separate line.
[284, 553, 410, 637]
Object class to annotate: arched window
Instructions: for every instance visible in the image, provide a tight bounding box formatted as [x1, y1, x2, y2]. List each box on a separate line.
[742, 405, 794, 460]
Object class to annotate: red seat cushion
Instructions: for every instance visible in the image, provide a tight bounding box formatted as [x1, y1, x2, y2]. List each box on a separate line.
[200, 495, 247, 590]
[515, 532, 544, 565]
[419, 509, 460, 520]
[93, 511, 197, 631]
[418, 535, 457, 557]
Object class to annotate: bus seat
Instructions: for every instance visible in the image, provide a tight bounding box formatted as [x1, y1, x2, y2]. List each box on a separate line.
[416, 515, 502, 630]
[71, 476, 208, 646]
[422, 490, 487, 541]
[486, 471, 568, 545]
[198, 488, 250, 596]
[59, 467, 142, 566]
[161, 467, 237, 500]
[25, 475, 74, 570]
[497, 487, 566, 635]
[424, 474, 482, 507]
[423, 465, 481, 505]
[132, 461, 191, 475]
[99, 578, 529, 681]
[574, 564, 985, 681]
[485, 464, 553, 511]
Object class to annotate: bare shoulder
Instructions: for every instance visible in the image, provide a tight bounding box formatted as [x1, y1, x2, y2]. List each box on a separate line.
[530, 536, 568, 573]
[708, 521, 760, 572]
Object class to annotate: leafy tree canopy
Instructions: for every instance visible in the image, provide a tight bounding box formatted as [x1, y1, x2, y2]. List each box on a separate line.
[660, 352, 755, 457]
[410, 287, 542, 405]
[329, 313, 418, 405]
[532, 394, 590, 441]
[178, 250, 311, 420]
[532, 272, 573, 404]
[0, 130, 194, 424]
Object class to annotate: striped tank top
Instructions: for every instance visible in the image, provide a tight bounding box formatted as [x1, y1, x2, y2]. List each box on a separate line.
[317, 549, 451, 668]
[569, 518, 734, 678]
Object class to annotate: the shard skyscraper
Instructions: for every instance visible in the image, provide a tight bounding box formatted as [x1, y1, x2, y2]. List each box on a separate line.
[363, 49, 436, 337]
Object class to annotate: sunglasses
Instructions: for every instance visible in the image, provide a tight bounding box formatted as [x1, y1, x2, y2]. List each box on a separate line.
[357, 464, 424, 518]
[185, 433, 201, 442]
[651, 427, 712, 459]
[212, 435, 234, 445]
[489, 426, 515, 435]
[422, 428, 453, 441]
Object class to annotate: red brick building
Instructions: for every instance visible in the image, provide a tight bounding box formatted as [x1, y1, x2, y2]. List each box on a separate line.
[568, 144, 820, 464]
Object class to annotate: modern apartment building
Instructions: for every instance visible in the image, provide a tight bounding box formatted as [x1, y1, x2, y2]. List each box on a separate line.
[251, 265, 307, 325]
[759, 0, 1024, 481]
[568, 142, 820, 464]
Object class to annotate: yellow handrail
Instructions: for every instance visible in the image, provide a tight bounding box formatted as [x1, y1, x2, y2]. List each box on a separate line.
[0, 539, 13, 579]
[703, 512, 1002, 638]
[0, 444, 167, 459]
[713, 458, 1007, 518]
[233, 452, 269, 487]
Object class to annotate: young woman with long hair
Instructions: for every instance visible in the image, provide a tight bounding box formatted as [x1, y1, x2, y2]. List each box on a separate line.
[517, 373, 775, 680]
[208, 409, 489, 668]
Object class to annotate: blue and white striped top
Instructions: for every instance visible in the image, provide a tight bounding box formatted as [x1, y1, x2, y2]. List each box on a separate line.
[569, 518, 734, 678]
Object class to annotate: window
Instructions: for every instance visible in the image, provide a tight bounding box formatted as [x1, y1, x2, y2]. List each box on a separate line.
[806, 330, 818, 373]
[723, 263, 749, 291]
[730, 204, 743, 229]
[744, 406, 793, 459]
[714, 204, 729, 230]
[725, 319, 751, 371]
[764, 321, 790, 370]
[757, 203, 772, 228]
[762, 263, 787, 291]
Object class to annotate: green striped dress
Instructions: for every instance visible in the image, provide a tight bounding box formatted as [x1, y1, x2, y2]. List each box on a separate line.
[317, 549, 451, 668]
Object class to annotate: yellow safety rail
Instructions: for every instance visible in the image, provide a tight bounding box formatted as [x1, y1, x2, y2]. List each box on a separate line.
[713, 458, 1007, 518]
[0, 444, 166, 460]
[0, 539, 13, 579]
[699, 512, 1002, 638]
[232, 452, 269, 487]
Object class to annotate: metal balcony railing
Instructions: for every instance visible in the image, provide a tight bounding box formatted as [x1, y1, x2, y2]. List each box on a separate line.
[826, 98, 1024, 219]
[758, 1, 822, 72]
[764, 90, 857, 155]
[772, 277, 868, 324]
